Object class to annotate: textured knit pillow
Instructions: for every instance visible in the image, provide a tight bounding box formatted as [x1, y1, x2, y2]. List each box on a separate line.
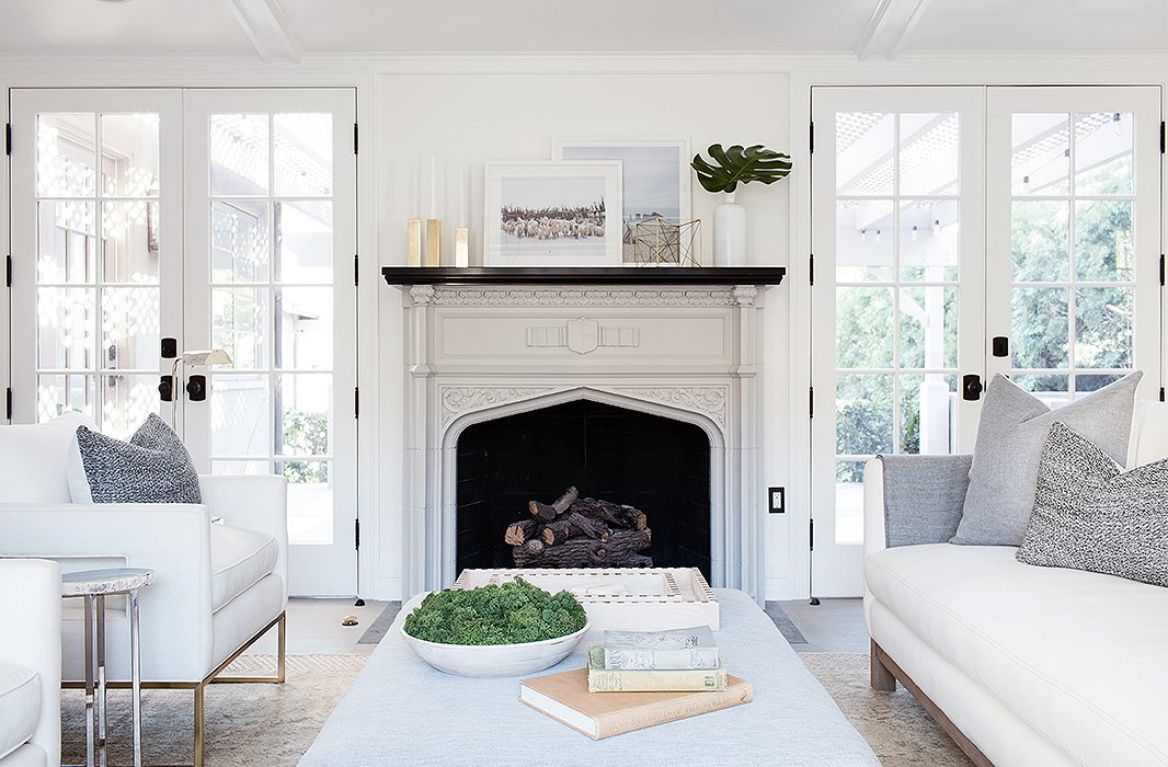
[74, 413, 201, 504]
[952, 371, 1142, 546]
[1017, 422, 1168, 587]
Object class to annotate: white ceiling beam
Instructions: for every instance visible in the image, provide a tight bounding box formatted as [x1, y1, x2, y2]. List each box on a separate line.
[223, 0, 303, 63]
[886, 0, 933, 60]
[855, 0, 933, 61]
[855, 0, 896, 61]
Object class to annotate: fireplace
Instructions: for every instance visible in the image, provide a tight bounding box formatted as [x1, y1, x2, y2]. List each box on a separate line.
[455, 399, 712, 578]
[395, 280, 775, 602]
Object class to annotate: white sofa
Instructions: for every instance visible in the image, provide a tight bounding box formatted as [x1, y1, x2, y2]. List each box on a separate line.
[863, 408, 1168, 767]
[0, 416, 289, 767]
[0, 559, 61, 767]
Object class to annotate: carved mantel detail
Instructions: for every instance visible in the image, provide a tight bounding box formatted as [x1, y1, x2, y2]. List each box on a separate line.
[440, 387, 553, 426]
[421, 286, 751, 308]
[611, 386, 729, 428]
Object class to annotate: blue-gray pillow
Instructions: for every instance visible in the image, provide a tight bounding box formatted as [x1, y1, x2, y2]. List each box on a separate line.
[1017, 422, 1168, 587]
[952, 371, 1141, 546]
[75, 413, 201, 504]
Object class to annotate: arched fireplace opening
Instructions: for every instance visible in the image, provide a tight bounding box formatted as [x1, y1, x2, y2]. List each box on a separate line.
[455, 399, 712, 579]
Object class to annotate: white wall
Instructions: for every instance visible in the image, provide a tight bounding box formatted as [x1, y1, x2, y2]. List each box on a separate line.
[1, 51, 1165, 601]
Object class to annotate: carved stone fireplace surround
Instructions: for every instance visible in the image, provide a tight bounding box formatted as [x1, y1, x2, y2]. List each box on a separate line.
[394, 274, 780, 603]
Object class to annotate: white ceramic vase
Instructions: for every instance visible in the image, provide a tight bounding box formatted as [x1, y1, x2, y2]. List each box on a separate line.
[713, 191, 747, 267]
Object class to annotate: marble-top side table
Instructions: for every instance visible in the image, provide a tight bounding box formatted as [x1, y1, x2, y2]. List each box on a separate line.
[61, 568, 155, 767]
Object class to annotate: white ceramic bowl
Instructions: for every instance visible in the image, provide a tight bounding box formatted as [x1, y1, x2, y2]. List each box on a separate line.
[401, 621, 589, 677]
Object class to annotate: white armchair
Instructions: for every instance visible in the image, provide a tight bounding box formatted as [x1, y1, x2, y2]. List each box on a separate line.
[0, 474, 288, 767]
[0, 558, 62, 767]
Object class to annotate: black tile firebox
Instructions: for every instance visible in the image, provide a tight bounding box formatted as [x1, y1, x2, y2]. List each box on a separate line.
[455, 399, 711, 579]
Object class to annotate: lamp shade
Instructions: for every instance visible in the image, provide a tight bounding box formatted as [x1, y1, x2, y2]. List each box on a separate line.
[180, 349, 233, 366]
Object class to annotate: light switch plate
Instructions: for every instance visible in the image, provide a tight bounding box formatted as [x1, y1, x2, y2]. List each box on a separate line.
[768, 486, 785, 514]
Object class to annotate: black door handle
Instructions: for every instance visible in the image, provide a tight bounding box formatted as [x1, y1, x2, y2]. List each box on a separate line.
[158, 375, 174, 402]
[962, 374, 983, 401]
[186, 374, 207, 402]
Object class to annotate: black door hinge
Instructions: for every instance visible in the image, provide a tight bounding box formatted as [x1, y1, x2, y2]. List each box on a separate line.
[353, 123, 359, 155]
[4, 124, 10, 156]
[4, 388, 11, 420]
[1160, 121, 1165, 154]
[5, 255, 11, 288]
[1160, 387, 1166, 402]
[354, 518, 361, 550]
[809, 121, 815, 154]
[809, 253, 815, 286]
[354, 254, 359, 286]
[354, 386, 360, 418]
[1160, 253, 1165, 286]
[809, 518, 815, 551]
[809, 386, 815, 418]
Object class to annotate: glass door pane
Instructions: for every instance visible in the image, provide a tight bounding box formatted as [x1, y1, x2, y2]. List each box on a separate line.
[832, 111, 963, 544]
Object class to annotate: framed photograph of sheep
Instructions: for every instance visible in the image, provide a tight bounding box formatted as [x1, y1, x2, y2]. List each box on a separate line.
[552, 139, 692, 262]
[483, 161, 624, 267]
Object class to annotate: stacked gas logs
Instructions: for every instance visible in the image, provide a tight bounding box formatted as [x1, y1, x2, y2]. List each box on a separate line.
[505, 486, 653, 568]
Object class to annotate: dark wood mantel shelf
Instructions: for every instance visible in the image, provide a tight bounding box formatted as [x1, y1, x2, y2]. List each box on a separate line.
[381, 266, 786, 286]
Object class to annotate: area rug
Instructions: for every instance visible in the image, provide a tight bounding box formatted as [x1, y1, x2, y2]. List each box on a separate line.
[801, 653, 973, 767]
[63, 652, 971, 766]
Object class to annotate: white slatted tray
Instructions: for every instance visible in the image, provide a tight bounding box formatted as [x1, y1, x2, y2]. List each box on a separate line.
[452, 567, 719, 636]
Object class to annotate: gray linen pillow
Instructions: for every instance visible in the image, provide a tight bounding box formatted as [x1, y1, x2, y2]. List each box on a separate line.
[75, 413, 202, 504]
[952, 371, 1141, 546]
[1017, 422, 1168, 587]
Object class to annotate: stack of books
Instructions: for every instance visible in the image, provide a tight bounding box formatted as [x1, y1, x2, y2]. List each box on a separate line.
[588, 626, 726, 692]
[519, 626, 753, 739]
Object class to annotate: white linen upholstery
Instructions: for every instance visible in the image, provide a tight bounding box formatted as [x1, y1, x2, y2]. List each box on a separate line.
[0, 661, 39, 761]
[0, 413, 91, 503]
[0, 474, 287, 685]
[867, 544, 1168, 767]
[210, 525, 279, 612]
[0, 559, 61, 767]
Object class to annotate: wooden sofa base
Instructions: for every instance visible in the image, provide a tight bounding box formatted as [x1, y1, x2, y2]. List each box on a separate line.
[64, 611, 286, 767]
[870, 639, 993, 767]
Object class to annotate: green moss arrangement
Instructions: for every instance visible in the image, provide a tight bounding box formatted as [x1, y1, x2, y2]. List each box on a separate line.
[403, 578, 587, 645]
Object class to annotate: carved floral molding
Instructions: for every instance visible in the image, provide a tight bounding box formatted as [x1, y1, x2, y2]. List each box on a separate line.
[440, 387, 553, 426]
[611, 386, 728, 428]
[439, 385, 728, 429]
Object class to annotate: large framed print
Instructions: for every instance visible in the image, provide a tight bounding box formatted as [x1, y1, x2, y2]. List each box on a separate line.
[484, 161, 623, 267]
[553, 139, 691, 262]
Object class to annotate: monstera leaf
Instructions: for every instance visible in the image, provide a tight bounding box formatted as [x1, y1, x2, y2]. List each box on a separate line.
[691, 144, 792, 194]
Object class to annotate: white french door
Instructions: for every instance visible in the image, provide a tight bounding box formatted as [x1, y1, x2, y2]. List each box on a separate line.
[810, 87, 986, 597]
[182, 90, 357, 596]
[811, 85, 1162, 597]
[8, 88, 358, 596]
